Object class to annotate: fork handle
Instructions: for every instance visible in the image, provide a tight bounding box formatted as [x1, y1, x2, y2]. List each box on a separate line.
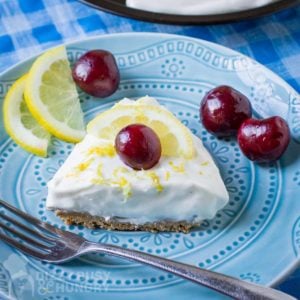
[82, 242, 294, 300]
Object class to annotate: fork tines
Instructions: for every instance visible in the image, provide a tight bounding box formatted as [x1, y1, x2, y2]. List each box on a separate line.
[0, 199, 58, 259]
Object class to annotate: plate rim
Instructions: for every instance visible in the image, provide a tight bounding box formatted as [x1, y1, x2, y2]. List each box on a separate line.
[78, 0, 300, 25]
[1, 32, 299, 96]
[0, 32, 299, 291]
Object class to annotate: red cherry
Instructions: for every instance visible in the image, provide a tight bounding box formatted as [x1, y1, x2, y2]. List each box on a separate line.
[72, 50, 120, 98]
[115, 124, 162, 170]
[200, 85, 252, 136]
[237, 117, 290, 163]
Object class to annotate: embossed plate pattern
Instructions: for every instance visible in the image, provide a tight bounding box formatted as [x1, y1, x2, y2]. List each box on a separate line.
[0, 33, 299, 300]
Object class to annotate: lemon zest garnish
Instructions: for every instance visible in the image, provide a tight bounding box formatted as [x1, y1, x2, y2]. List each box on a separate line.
[165, 171, 170, 181]
[122, 186, 132, 200]
[88, 163, 132, 199]
[118, 177, 128, 187]
[147, 172, 164, 193]
[118, 177, 132, 199]
[111, 167, 132, 200]
[91, 163, 106, 185]
[91, 178, 106, 185]
[91, 178, 104, 185]
[67, 158, 94, 177]
[87, 144, 116, 157]
[109, 176, 132, 200]
[169, 161, 185, 173]
[201, 161, 209, 166]
[97, 163, 103, 177]
[113, 166, 130, 178]
[75, 157, 95, 172]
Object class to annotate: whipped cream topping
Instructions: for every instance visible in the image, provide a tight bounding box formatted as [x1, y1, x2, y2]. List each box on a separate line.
[47, 98, 229, 224]
[126, 0, 278, 15]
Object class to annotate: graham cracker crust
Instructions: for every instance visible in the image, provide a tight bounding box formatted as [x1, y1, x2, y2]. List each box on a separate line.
[56, 210, 198, 233]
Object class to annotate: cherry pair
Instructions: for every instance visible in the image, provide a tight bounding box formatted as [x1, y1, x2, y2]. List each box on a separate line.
[200, 86, 290, 163]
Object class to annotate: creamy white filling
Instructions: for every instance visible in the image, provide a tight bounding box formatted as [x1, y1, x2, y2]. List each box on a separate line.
[46, 98, 229, 224]
[126, 0, 278, 15]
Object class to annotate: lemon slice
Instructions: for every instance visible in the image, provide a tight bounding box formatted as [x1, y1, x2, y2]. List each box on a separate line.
[3, 75, 51, 157]
[24, 46, 85, 143]
[87, 98, 195, 158]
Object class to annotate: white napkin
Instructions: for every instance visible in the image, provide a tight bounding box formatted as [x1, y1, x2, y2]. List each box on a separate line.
[126, 0, 278, 15]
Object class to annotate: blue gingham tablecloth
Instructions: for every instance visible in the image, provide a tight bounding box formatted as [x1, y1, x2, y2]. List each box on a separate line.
[0, 0, 299, 298]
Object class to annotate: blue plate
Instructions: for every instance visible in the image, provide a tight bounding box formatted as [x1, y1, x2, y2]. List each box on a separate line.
[0, 33, 299, 300]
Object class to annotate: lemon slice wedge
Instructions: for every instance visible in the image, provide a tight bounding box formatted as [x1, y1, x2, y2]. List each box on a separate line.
[3, 75, 51, 157]
[24, 46, 85, 143]
[87, 98, 195, 159]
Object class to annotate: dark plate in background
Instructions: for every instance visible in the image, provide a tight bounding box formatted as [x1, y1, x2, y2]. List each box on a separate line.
[80, 0, 300, 25]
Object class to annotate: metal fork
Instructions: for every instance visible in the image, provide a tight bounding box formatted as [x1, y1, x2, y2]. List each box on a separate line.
[0, 200, 295, 300]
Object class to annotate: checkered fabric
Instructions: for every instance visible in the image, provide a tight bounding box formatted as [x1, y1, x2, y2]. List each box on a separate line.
[0, 0, 300, 93]
[0, 0, 299, 297]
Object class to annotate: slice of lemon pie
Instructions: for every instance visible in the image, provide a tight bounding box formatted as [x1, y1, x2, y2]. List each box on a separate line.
[46, 97, 229, 232]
